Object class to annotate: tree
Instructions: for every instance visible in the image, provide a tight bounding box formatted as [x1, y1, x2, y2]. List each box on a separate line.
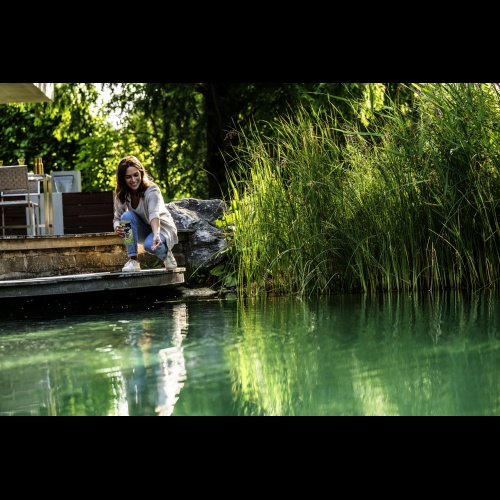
[1, 83, 415, 199]
[103, 83, 375, 199]
[0, 83, 120, 192]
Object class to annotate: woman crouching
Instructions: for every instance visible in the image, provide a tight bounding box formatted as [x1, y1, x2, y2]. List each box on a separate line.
[113, 155, 178, 272]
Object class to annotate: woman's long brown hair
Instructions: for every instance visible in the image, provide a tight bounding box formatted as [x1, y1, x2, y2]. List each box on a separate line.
[114, 155, 154, 204]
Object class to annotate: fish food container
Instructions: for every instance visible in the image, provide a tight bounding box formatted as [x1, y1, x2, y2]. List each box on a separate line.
[120, 219, 134, 245]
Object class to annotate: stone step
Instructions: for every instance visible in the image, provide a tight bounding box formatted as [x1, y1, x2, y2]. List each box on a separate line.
[0, 230, 192, 281]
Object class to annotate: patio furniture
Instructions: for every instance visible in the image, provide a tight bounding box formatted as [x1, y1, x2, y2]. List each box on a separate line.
[0, 165, 40, 236]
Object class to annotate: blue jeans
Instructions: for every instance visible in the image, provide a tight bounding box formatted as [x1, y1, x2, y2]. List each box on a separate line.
[121, 210, 169, 261]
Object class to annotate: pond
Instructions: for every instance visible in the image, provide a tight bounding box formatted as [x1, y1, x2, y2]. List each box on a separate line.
[1, 290, 500, 416]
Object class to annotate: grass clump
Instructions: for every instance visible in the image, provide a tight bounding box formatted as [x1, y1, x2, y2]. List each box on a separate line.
[225, 83, 500, 297]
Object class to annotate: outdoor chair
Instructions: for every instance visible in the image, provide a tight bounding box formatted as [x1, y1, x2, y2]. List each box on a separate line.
[0, 165, 40, 236]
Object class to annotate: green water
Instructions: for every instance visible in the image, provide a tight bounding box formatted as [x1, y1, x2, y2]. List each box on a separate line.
[1, 291, 500, 416]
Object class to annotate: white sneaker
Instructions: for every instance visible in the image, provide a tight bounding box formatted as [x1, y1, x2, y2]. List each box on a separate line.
[122, 259, 141, 272]
[164, 250, 177, 270]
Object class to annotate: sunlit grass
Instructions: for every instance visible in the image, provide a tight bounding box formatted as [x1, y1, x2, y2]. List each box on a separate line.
[225, 83, 500, 297]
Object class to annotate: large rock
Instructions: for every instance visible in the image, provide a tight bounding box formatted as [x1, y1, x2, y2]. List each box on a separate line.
[167, 198, 228, 272]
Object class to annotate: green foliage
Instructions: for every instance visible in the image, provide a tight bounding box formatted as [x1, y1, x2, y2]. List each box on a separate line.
[0, 83, 120, 192]
[208, 208, 238, 288]
[226, 83, 500, 296]
[0, 82, 373, 200]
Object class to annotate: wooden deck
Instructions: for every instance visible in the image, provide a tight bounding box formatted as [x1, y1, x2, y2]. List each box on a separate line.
[0, 267, 185, 299]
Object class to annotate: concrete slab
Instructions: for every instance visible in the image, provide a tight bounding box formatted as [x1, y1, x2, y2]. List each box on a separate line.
[0, 268, 186, 298]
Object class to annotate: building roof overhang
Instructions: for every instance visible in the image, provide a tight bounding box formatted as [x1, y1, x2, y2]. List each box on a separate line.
[0, 83, 54, 103]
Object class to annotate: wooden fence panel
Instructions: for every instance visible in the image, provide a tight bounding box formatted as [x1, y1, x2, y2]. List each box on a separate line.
[3, 191, 115, 235]
[0, 206, 28, 236]
[62, 191, 114, 234]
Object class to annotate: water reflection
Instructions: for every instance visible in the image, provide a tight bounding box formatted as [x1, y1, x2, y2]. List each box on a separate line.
[2, 291, 500, 415]
[223, 292, 500, 416]
[0, 302, 188, 416]
[122, 303, 187, 416]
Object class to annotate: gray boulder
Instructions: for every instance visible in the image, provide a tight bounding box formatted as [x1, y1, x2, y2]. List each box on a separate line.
[167, 198, 228, 272]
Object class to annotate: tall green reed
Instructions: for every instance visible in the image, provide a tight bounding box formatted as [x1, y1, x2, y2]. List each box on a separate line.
[226, 83, 500, 297]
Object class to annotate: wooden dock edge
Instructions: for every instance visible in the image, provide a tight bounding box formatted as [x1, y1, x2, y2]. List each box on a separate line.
[0, 268, 186, 298]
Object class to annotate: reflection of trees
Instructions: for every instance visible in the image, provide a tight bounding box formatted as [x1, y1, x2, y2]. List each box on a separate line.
[0, 303, 189, 416]
[4, 292, 500, 416]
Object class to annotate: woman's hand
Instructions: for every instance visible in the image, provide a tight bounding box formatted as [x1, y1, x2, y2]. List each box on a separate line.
[151, 232, 162, 250]
[115, 225, 125, 238]
[150, 218, 162, 250]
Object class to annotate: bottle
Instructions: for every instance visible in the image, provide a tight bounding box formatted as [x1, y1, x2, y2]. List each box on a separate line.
[120, 219, 134, 245]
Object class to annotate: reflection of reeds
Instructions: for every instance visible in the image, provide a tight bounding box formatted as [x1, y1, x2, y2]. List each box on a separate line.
[227, 83, 500, 296]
